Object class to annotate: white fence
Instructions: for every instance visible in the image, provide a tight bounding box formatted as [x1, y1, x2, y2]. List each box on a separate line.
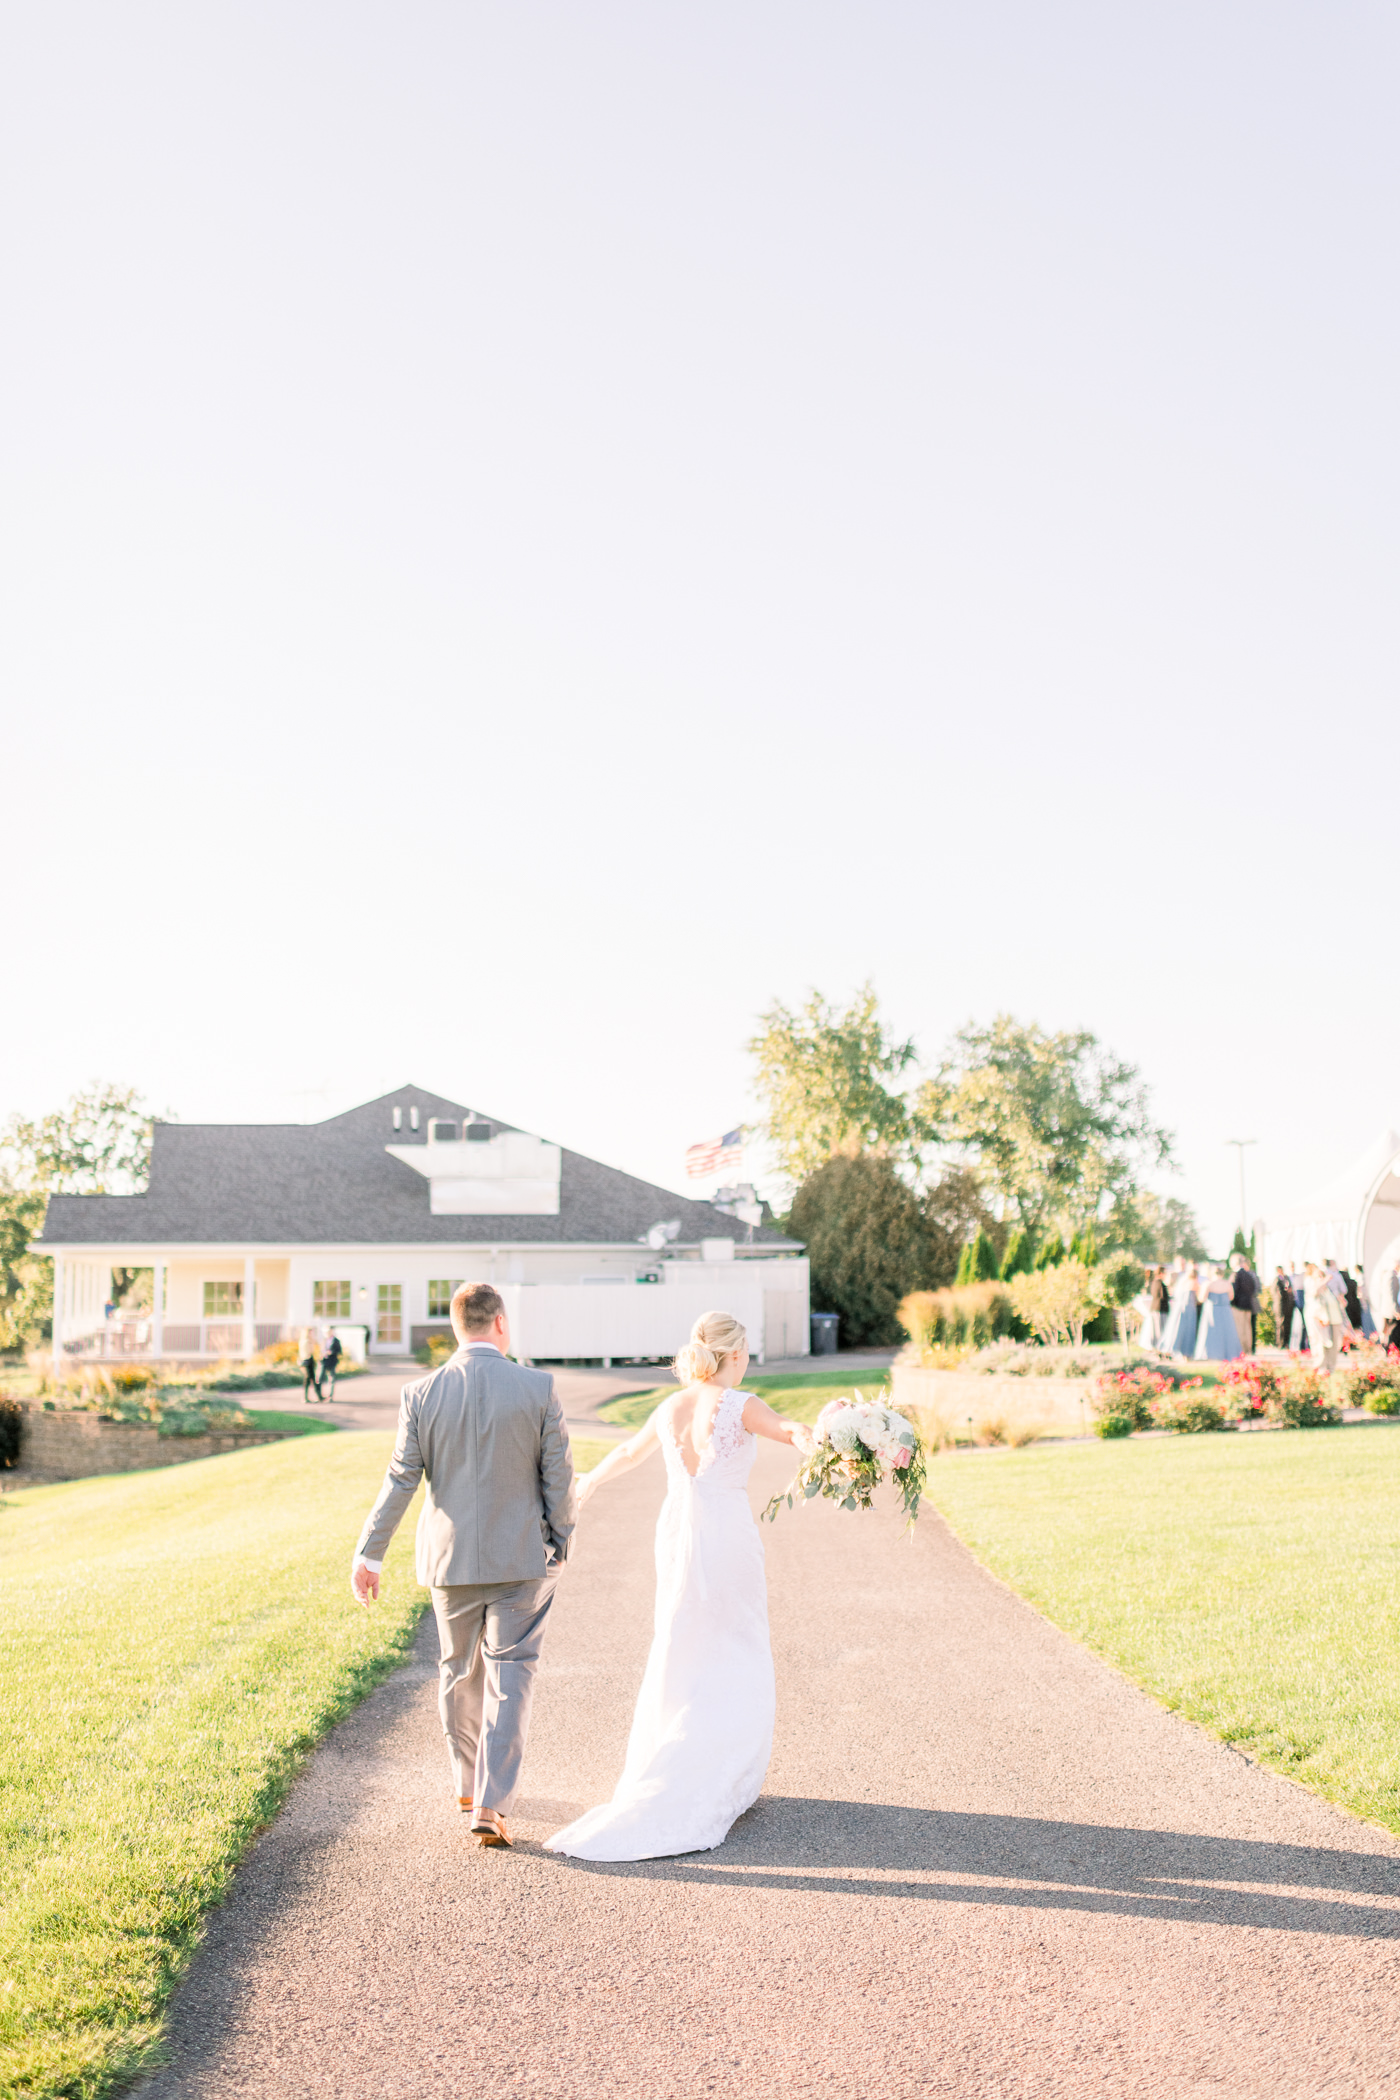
[501, 1281, 784, 1364]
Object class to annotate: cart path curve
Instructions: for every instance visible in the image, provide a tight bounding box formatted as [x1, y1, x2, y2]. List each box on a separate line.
[138, 1441, 1400, 2099]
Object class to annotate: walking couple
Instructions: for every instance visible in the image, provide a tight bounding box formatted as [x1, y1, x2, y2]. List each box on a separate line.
[351, 1284, 815, 1856]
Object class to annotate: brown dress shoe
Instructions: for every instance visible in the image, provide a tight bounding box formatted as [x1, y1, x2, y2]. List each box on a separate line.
[471, 1807, 512, 1848]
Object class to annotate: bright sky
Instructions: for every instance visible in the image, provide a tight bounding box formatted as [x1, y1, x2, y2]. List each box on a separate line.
[4, 1, 1396, 1251]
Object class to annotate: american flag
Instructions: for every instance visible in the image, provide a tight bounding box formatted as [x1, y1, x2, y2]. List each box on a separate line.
[685, 1128, 745, 1180]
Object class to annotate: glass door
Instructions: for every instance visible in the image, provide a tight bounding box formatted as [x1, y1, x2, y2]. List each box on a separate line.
[375, 1283, 404, 1351]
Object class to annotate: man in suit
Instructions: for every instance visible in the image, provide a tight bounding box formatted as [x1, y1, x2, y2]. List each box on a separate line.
[1229, 1255, 1260, 1354]
[1271, 1268, 1295, 1352]
[351, 1282, 576, 1849]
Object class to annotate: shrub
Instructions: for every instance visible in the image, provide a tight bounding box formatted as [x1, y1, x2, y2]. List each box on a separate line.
[792, 1156, 942, 1346]
[1219, 1357, 1286, 1424]
[898, 1281, 1018, 1356]
[0, 1396, 21, 1467]
[1008, 1261, 1107, 1347]
[254, 1338, 302, 1368]
[416, 1334, 457, 1368]
[1035, 1233, 1066, 1270]
[999, 1229, 1033, 1280]
[1334, 1353, 1400, 1414]
[1152, 1380, 1228, 1434]
[1089, 1365, 1171, 1437]
[1272, 1367, 1343, 1429]
[109, 1365, 156, 1393]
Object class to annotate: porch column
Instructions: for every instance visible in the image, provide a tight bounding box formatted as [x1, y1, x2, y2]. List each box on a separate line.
[51, 1251, 65, 1377]
[152, 1260, 165, 1358]
[242, 1254, 256, 1360]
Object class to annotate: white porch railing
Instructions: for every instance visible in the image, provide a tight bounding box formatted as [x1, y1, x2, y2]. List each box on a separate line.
[60, 1320, 289, 1361]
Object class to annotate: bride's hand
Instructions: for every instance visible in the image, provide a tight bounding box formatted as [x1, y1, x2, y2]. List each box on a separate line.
[575, 1472, 595, 1509]
[790, 1423, 817, 1458]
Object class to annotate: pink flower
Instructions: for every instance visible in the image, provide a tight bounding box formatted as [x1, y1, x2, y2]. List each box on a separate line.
[889, 1447, 912, 1468]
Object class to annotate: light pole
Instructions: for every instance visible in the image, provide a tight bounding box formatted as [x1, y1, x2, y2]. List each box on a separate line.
[1226, 1139, 1257, 1247]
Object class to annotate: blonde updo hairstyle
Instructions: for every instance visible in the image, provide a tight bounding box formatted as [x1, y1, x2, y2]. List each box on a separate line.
[673, 1309, 748, 1388]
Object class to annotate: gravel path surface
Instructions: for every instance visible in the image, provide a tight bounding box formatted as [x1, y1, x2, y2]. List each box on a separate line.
[139, 1441, 1400, 2099]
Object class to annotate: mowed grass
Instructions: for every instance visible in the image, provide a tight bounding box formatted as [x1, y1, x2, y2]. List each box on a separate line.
[239, 1408, 339, 1436]
[1, 1428, 604, 2100]
[924, 1424, 1400, 1834]
[598, 1364, 891, 1432]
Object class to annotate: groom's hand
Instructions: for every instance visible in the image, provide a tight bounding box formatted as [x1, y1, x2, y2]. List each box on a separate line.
[351, 1561, 380, 1607]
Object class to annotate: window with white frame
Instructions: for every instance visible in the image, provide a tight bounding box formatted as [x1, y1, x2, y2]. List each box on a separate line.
[314, 1281, 352, 1319]
[428, 1279, 463, 1319]
[203, 1282, 243, 1318]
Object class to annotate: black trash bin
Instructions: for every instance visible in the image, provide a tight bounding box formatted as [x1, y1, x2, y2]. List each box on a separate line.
[810, 1312, 840, 1355]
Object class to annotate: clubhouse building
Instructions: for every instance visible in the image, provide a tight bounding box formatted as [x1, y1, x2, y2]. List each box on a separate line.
[34, 1086, 810, 1366]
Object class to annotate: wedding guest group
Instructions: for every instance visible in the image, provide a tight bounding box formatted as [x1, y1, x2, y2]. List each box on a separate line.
[1139, 1252, 1387, 1363]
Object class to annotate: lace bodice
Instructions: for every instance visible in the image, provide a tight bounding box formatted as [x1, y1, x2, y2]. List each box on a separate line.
[659, 1386, 756, 1490]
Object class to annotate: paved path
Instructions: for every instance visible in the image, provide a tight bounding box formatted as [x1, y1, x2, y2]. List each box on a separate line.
[139, 1442, 1400, 2098]
[274, 1349, 897, 1441]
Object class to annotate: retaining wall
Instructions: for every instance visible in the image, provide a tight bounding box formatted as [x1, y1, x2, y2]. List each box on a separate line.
[7, 1402, 292, 1484]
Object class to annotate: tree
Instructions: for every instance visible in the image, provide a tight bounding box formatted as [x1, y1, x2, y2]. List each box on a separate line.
[1104, 1190, 1208, 1264]
[1035, 1232, 1066, 1270]
[3, 1083, 156, 1195]
[749, 985, 916, 1185]
[920, 1166, 997, 1291]
[999, 1228, 1033, 1280]
[0, 1085, 160, 1351]
[788, 1154, 935, 1347]
[1008, 1261, 1108, 1348]
[0, 1185, 48, 1352]
[917, 1016, 1174, 1242]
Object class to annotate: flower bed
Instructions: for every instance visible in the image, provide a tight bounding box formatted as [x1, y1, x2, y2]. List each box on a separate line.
[1335, 1350, 1400, 1415]
[1090, 1357, 1343, 1438]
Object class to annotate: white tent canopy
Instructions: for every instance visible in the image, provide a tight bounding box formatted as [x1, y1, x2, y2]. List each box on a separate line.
[1260, 1128, 1400, 1308]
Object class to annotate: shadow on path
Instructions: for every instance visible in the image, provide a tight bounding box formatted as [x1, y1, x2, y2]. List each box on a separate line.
[545, 1794, 1400, 1937]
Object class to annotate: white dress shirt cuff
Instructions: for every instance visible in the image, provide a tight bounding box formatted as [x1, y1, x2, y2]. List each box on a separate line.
[354, 1554, 383, 1574]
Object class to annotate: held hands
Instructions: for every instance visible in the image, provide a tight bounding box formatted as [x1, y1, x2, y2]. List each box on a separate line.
[575, 1471, 597, 1511]
[788, 1423, 818, 1458]
[350, 1562, 380, 1608]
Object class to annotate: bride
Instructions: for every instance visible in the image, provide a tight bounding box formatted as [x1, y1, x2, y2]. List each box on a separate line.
[544, 1309, 816, 1862]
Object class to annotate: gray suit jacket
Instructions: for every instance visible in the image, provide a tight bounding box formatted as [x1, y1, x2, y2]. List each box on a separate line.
[355, 1344, 577, 1586]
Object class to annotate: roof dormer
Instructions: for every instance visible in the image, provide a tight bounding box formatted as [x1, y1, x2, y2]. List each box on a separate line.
[386, 1125, 562, 1215]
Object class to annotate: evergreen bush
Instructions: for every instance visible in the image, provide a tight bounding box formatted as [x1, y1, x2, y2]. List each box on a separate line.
[999, 1230, 1032, 1279]
[1034, 1232, 1066, 1270]
[969, 1229, 1001, 1282]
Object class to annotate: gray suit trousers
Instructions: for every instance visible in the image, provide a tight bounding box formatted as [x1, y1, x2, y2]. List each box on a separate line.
[430, 1574, 559, 1813]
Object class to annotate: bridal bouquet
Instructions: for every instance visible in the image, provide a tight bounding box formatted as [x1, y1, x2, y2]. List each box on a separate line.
[763, 1391, 928, 1533]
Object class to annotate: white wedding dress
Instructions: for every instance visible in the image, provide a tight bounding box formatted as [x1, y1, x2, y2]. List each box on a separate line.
[545, 1386, 775, 1861]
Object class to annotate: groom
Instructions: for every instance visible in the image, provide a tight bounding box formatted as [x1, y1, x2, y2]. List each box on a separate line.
[350, 1282, 576, 1848]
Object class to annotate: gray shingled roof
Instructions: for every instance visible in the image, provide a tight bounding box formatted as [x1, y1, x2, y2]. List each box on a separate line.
[36, 1086, 797, 1250]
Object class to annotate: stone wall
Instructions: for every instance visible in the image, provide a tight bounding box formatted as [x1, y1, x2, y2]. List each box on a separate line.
[7, 1402, 292, 1484]
[891, 1362, 1092, 1443]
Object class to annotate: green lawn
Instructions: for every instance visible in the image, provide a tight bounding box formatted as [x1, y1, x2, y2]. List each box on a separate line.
[924, 1424, 1400, 1834]
[598, 1364, 891, 1432]
[0, 1428, 605, 2100]
[240, 1408, 339, 1436]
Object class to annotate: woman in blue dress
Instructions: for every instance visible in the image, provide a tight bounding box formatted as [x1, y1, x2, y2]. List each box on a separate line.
[1194, 1267, 1242, 1361]
[1158, 1264, 1199, 1357]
